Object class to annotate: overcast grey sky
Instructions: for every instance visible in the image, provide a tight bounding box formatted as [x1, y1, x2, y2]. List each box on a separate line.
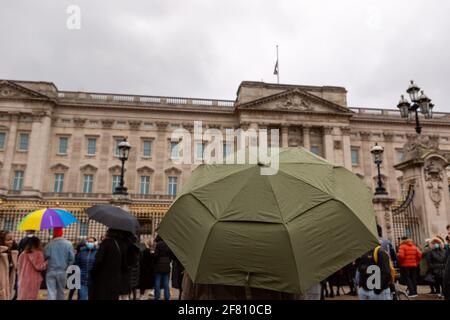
[1, 0, 449, 111]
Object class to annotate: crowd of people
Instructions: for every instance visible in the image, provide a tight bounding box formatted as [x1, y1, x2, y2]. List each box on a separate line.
[353, 224, 450, 300]
[0, 228, 183, 300]
[1, 224, 450, 300]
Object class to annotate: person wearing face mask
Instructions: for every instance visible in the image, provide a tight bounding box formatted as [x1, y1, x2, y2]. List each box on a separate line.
[75, 236, 98, 300]
[425, 237, 447, 298]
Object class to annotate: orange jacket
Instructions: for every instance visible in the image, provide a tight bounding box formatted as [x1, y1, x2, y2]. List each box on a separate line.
[397, 240, 422, 267]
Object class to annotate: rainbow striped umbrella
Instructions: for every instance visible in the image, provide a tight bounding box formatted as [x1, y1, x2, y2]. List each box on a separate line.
[17, 208, 79, 231]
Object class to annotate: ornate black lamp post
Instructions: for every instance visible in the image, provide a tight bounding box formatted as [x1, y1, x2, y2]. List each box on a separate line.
[397, 80, 434, 134]
[114, 138, 131, 195]
[371, 142, 388, 195]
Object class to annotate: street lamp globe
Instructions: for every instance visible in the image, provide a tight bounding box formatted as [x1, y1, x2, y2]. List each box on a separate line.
[397, 95, 410, 119]
[418, 91, 432, 117]
[370, 143, 384, 163]
[426, 103, 435, 119]
[118, 139, 131, 161]
[406, 80, 421, 102]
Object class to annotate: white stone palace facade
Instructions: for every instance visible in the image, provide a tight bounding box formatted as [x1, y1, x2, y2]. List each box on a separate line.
[1, 79, 450, 241]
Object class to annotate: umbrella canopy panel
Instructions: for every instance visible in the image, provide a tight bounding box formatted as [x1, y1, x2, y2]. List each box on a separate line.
[158, 148, 379, 294]
[18, 208, 78, 231]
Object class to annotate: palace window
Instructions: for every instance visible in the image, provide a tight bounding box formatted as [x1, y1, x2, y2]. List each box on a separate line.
[351, 147, 360, 166]
[79, 222, 89, 237]
[18, 133, 29, 151]
[12, 170, 24, 191]
[396, 149, 405, 163]
[112, 175, 121, 193]
[170, 141, 179, 160]
[58, 137, 68, 154]
[140, 176, 150, 195]
[142, 140, 152, 157]
[223, 143, 231, 160]
[114, 138, 125, 157]
[83, 174, 94, 193]
[53, 173, 64, 193]
[87, 138, 97, 155]
[168, 176, 178, 196]
[196, 142, 205, 160]
[0, 132, 5, 150]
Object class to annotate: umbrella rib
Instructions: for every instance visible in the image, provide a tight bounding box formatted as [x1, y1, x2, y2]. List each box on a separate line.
[277, 165, 335, 196]
[266, 176, 286, 225]
[282, 223, 303, 294]
[188, 193, 220, 221]
[192, 220, 218, 283]
[333, 197, 378, 240]
[216, 166, 259, 218]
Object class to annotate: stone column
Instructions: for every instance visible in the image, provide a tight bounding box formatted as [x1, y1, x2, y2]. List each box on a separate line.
[0, 113, 19, 194]
[383, 132, 397, 198]
[281, 125, 289, 148]
[154, 122, 168, 194]
[67, 118, 87, 192]
[341, 127, 352, 170]
[323, 126, 334, 163]
[394, 136, 450, 240]
[22, 112, 52, 197]
[302, 125, 311, 150]
[359, 131, 373, 187]
[372, 195, 396, 243]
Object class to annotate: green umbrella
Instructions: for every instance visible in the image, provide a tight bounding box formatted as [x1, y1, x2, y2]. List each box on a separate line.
[157, 147, 379, 294]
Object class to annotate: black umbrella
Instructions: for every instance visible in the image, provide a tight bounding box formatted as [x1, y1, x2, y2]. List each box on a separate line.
[86, 204, 140, 234]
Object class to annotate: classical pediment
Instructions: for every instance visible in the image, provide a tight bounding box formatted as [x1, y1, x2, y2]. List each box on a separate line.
[80, 164, 98, 172]
[137, 166, 155, 174]
[50, 163, 69, 171]
[0, 80, 50, 100]
[108, 165, 123, 174]
[237, 88, 351, 114]
[164, 166, 182, 175]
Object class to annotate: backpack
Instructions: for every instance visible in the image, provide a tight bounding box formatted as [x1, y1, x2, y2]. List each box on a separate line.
[357, 246, 396, 292]
[373, 246, 397, 284]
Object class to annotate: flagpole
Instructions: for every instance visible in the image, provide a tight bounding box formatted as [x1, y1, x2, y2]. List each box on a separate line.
[276, 45, 279, 84]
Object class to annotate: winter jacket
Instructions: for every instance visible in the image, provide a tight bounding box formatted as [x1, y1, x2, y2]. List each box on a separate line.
[138, 247, 155, 290]
[17, 250, 47, 300]
[90, 238, 123, 300]
[154, 239, 172, 274]
[443, 254, 450, 300]
[75, 247, 98, 286]
[397, 240, 422, 268]
[0, 246, 18, 300]
[44, 238, 75, 273]
[426, 248, 447, 278]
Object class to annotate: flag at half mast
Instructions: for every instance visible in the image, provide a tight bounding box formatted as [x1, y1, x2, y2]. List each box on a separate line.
[274, 45, 279, 84]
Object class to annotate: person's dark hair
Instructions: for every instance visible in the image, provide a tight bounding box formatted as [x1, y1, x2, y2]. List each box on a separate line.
[0, 230, 11, 246]
[25, 237, 42, 252]
[87, 236, 97, 242]
[447, 224, 450, 230]
[401, 236, 408, 241]
[376, 225, 383, 237]
[155, 235, 162, 242]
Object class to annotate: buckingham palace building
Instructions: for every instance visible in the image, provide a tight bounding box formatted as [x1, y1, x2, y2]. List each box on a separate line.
[1, 79, 450, 243]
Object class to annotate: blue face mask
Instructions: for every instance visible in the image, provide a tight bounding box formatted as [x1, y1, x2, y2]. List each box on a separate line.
[86, 243, 95, 250]
[434, 244, 440, 249]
